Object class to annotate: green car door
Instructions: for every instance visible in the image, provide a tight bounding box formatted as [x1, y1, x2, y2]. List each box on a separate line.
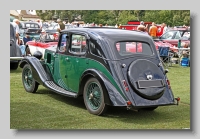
[49, 33, 71, 91]
[65, 34, 89, 92]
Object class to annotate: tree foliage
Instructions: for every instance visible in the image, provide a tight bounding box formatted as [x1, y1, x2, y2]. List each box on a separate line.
[36, 10, 190, 26]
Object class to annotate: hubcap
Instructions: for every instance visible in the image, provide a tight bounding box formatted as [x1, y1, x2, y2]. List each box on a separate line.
[23, 67, 33, 89]
[86, 82, 102, 110]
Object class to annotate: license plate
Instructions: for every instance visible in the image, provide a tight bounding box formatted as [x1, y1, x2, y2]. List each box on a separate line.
[137, 80, 164, 89]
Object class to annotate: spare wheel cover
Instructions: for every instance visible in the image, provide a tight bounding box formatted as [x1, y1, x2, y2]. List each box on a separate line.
[128, 59, 165, 100]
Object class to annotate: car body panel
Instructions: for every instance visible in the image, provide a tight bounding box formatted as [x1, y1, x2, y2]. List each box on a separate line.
[10, 23, 23, 69]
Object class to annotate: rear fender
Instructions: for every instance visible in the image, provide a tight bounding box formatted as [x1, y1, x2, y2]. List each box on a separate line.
[80, 69, 127, 106]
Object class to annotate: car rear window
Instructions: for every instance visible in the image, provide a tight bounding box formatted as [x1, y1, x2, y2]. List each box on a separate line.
[25, 23, 40, 28]
[116, 41, 153, 56]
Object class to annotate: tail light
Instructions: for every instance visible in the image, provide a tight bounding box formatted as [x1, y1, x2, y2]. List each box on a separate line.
[175, 97, 180, 105]
[122, 80, 129, 92]
[166, 79, 171, 89]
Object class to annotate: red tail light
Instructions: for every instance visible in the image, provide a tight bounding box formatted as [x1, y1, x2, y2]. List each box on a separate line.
[127, 101, 132, 106]
[166, 79, 171, 89]
[122, 80, 129, 92]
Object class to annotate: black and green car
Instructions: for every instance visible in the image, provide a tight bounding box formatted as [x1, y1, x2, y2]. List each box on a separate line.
[19, 27, 180, 115]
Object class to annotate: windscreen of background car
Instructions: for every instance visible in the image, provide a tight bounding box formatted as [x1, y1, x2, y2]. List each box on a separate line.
[161, 31, 176, 39]
[58, 34, 67, 52]
[116, 41, 153, 57]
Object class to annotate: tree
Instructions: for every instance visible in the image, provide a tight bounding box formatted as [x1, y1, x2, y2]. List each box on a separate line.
[35, 10, 190, 26]
[118, 11, 137, 25]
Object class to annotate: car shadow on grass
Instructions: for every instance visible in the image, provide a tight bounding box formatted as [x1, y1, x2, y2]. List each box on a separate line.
[103, 104, 190, 127]
[10, 67, 22, 74]
[31, 88, 190, 127]
[35, 88, 86, 109]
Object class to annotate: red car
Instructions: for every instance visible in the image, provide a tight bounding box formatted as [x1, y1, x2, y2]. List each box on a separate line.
[157, 27, 190, 47]
[25, 33, 58, 59]
[154, 40, 178, 53]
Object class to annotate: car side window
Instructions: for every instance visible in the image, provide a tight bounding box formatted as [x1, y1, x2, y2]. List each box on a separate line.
[70, 34, 87, 54]
[25, 24, 30, 28]
[58, 34, 68, 53]
[89, 40, 103, 58]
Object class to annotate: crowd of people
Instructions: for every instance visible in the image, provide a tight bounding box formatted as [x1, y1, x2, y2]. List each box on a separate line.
[136, 21, 168, 38]
[136, 21, 190, 39]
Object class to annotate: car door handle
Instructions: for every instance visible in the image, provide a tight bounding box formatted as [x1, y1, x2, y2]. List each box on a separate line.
[65, 57, 70, 61]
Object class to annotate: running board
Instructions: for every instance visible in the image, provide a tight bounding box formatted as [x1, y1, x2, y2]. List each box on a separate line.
[44, 81, 78, 98]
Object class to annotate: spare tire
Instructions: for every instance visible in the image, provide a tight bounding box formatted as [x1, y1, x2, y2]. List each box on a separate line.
[128, 59, 165, 100]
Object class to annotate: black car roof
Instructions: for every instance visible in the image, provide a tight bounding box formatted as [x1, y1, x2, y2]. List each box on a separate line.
[61, 27, 152, 42]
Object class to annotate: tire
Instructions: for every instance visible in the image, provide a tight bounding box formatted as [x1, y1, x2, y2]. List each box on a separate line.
[10, 62, 18, 70]
[83, 78, 108, 116]
[22, 64, 39, 93]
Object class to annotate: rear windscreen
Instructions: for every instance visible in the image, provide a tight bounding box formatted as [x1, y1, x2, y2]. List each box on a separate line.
[116, 41, 153, 56]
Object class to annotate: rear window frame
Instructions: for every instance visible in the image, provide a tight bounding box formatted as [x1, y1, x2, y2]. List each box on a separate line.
[114, 40, 154, 58]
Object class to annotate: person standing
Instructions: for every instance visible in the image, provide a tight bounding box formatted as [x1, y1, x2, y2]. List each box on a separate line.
[37, 19, 42, 29]
[56, 19, 65, 32]
[149, 22, 158, 39]
[162, 23, 168, 34]
[12, 19, 20, 45]
[137, 25, 149, 35]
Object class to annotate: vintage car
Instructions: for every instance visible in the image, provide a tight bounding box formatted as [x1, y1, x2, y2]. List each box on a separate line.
[19, 27, 180, 116]
[25, 32, 58, 59]
[19, 22, 41, 41]
[45, 23, 77, 33]
[10, 23, 23, 70]
[156, 28, 190, 47]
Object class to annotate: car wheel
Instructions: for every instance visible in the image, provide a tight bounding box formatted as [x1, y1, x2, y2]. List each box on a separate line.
[22, 64, 39, 93]
[10, 62, 18, 70]
[83, 78, 108, 116]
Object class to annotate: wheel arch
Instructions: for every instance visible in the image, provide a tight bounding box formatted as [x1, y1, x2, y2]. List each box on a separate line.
[79, 70, 112, 106]
[79, 69, 127, 106]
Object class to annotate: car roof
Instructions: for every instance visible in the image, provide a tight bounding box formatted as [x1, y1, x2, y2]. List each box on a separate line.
[168, 27, 190, 31]
[61, 27, 152, 41]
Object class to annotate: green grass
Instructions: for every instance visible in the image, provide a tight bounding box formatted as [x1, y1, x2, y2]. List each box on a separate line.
[10, 64, 190, 129]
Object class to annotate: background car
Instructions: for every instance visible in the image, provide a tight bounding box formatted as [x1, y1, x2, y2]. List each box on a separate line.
[19, 21, 41, 41]
[25, 32, 58, 59]
[156, 28, 190, 47]
[10, 23, 23, 70]
[45, 23, 77, 33]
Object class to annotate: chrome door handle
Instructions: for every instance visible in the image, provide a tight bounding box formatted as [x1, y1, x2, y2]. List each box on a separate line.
[65, 57, 70, 61]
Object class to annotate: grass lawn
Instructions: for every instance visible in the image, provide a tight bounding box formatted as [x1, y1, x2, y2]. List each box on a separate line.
[10, 64, 190, 129]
